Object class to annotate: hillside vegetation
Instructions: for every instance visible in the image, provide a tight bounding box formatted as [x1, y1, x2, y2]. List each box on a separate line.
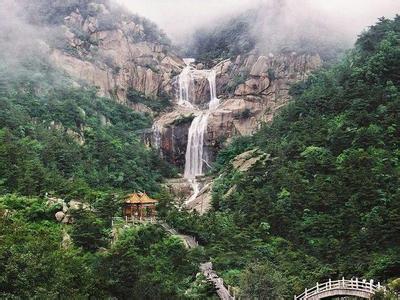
[1, 1, 399, 297]
[0, 54, 173, 198]
[167, 16, 400, 298]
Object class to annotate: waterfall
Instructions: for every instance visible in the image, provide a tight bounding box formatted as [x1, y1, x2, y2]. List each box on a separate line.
[184, 113, 209, 178]
[178, 58, 195, 108]
[177, 59, 220, 204]
[152, 123, 162, 154]
[208, 70, 219, 110]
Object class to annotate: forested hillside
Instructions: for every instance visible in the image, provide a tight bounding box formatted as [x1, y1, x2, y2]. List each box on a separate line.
[167, 16, 400, 298]
[0, 57, 173, 198]
[0, 10, 202, 297]
[1, 0, 399, 298]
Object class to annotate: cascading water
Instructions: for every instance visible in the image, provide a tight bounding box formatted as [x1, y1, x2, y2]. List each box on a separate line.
[184, 113, 209, 178]
[178, 58, 195, 108]
[152, 123, 162, 155]
[208, 70, 219, 110]
[178, 59, 220, 204]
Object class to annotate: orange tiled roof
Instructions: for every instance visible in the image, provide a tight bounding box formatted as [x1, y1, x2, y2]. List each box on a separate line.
[125, 192, 158, 204]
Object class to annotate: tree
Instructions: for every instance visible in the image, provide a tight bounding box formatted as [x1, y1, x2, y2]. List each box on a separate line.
[240, 262, 289, 299]
[70, 209, 107, 252]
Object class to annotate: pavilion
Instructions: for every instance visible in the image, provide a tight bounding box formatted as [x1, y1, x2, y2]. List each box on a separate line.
[123, 192, 158, 221]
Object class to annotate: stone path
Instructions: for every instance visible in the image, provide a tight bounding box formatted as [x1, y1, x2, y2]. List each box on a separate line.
[200, 262, 235, 300]
[160, 222, 234, 299]
[159, 222, 198, 249]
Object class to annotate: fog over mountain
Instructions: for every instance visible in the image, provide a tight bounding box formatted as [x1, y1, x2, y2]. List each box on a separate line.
[118, 0, 400, 46]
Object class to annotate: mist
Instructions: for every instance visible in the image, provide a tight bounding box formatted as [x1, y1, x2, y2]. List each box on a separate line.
[117, 0, 400, 46]
[0, 0, 70, 90]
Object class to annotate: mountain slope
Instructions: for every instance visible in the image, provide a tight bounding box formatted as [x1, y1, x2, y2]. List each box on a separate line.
[166, 16, 400, 297]
[14, 0, 184, 109]
[186, 2, 347, 65]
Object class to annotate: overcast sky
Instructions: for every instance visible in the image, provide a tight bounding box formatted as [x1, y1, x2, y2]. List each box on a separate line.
[116, 0, 400, 43]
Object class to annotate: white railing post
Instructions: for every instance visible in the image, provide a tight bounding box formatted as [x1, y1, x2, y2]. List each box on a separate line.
[370, 279, 374, 292]
[316, 282, 319, 292]
[294, 295, 296, 300]
[356, 277, 358, 289]
[305, 288, 307, 297]
[342, 277, 345, 287]
[378, 282, 381, 289]
[329, 278, 331, 289]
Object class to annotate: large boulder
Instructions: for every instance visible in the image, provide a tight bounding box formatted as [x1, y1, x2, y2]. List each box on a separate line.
[55, 211, 65, 222]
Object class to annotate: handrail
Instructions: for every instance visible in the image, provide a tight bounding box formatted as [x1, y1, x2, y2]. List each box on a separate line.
[295, 278, 383, 299]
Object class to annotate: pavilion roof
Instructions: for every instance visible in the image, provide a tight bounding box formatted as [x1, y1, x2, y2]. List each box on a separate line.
[125, 192, 158, 204]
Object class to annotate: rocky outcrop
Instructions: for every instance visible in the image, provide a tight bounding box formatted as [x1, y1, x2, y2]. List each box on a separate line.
[164, 176, 213, 215]
[154, 52, 321, 170]
[49, 4, 184, 108]
[185, 181, 213, 215]
[152, 109, 196, 167]
[46, 196, 89, 224]
[231, 148, 266, 172]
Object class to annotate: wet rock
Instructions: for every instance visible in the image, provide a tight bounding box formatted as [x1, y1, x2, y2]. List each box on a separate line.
[185, 181, 213, 215]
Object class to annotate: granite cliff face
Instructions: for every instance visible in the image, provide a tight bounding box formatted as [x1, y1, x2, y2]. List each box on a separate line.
[32, 1, 322, 173]
[46, 2, 183, 109]
[153, 52, 322, 170]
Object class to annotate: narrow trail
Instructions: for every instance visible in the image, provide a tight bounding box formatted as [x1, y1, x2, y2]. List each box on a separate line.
[159, 221, 235, 300]
[159, 222, 198, 249]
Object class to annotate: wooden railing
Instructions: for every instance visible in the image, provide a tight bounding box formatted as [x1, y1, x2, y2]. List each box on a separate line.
[111, 216, 157, 226]
[295, 278, 383, 299]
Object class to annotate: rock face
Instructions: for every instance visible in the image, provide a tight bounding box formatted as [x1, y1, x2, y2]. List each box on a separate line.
[231, 148, 266, 172]
[49, 3, 184, 107]
[154, 52, 321, 170]
[39, 2, 322, 175]
[185, 181, 213, 215]
[152, 109, 196, 167]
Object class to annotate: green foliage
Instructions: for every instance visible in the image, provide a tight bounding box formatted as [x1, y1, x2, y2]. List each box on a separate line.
[127, 87, 172, 113]
[96, 225, 198, 299]
[0, 194, 208, 299]
[240, 262, 288, 299]
[70, 209, 108, 252]
[0, 54, 174, 198]
[223, 70, 249, 95]
[212, 135, 254, 173]
[0, 195, 96, 298]
[209, 15, 400, 285]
